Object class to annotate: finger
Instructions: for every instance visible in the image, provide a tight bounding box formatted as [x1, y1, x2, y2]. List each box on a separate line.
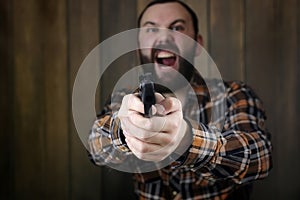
[125, 137, 173, 162]
[155, 93, 165, 103]
[153, 104, 166, 116]
[125, 93, 166, 116]
[128, 113, 167, 133]
[118, 94, 143, 117]
[126, 142, 159, 161]
[125, 136, 161, 154]
[121, 117, 160, 139]
[127, 94, 145, 114]
[157, 112, 183, 133]
[118, 95, 130, 117]
[124, 128, 172, 145]
[150, 93, 165, 116]
[158, 97, 182, 114]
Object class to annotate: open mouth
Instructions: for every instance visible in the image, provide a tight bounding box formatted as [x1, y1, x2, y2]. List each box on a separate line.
[154, 50, 177, 67]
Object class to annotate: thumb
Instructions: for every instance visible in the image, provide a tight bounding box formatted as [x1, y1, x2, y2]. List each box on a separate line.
[117, 95, 130, 118]
[152, 104, 166, 116]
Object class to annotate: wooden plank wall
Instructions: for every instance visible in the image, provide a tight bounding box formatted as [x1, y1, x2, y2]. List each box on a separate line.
[0, 0, 299, 199]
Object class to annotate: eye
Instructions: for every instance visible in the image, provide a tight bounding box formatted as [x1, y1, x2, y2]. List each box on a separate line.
[170, 25, 185, 32]
[146, 27, 159, 33]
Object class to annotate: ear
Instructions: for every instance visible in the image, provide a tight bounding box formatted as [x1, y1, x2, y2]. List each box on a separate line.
[195, 34, 204, 56]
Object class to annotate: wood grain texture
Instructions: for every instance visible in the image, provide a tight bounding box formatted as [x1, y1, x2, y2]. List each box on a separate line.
[245, 0, 278, 199]
[137, 0, 151, 17]
[185, 0, 209, 49]
[42, 1, 69, 199]
[68, 0, 102, 199]
[260, 0, 300, 199]
[210, 0, 245, 82]
[12, 0, 69, 199]
[99, 0, 138, 110]
[0, 0, 14, 199]
[12, 0, 46, 198]
[98, 1, 137, 199]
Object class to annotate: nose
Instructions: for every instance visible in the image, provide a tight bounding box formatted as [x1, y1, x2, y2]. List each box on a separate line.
[157, 28, 174, 44]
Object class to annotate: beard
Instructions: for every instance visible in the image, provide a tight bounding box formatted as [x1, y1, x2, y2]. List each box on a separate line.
[138, 43, 196, 93]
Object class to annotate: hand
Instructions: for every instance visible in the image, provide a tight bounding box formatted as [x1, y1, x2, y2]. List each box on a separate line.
[118, 93, 190, 162]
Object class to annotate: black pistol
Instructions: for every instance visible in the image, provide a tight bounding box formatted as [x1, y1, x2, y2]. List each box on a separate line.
[139, 73, 156, 118]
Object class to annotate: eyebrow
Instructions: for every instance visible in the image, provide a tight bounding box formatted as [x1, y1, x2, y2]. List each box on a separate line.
[142, 21, 157, 27]
[141, 19, 186, 27]
[169, 19, 186, 27]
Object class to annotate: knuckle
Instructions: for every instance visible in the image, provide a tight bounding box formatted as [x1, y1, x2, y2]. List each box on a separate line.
[169, 120, 180, 130]
[170, 97, 181, 108]
[167, 98, 176, 108]
[122, 94, 130, 104]
[163, 136, 173, 145]
[137, 143, 148, 153]
[143, 120, 153, 130]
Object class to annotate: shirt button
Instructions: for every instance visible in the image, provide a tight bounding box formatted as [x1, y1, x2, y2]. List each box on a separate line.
[173, 191, 177, 196]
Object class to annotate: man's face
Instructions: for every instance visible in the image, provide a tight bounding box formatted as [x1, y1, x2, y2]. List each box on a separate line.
[138, 2, 199, 90]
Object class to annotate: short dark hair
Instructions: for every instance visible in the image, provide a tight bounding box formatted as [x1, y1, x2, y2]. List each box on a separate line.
[137, 0, 199, 36]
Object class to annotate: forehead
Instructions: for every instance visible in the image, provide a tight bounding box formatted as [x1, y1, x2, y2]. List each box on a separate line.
[140, 2, 192, 25]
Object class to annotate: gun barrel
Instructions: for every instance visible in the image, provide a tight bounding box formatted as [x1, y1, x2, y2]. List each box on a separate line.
[139, 73, 156, 118]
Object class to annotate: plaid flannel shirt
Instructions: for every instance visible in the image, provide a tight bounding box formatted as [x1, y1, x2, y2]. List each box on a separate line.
[88, 74, 272, 200]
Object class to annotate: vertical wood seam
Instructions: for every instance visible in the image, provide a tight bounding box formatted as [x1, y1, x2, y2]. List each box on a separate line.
[298, 0, 300, 79]
[9, 0, 15, 199]
[65, 0, 72, 199]
[243, 0, 248, 83]
[242, 0, 247, 82]
[206, 0, 211, 54]
[41, 2, 48, 196]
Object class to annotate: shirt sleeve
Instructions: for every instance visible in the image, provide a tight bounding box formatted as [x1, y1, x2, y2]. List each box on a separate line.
[88, 91, 132, 166]
[176, 82, 272, 184]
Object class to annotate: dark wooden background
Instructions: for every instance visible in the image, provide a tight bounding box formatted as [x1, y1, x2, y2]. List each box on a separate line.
[1, 0, 299, 199]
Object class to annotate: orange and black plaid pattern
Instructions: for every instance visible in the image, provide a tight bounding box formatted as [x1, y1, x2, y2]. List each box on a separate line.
[88, 76, 272, 200]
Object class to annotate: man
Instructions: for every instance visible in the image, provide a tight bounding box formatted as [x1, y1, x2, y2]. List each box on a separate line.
[88, 0, 272, 199]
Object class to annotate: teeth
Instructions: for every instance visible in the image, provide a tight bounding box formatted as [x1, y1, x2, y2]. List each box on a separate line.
[157, 51, 175, 58]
